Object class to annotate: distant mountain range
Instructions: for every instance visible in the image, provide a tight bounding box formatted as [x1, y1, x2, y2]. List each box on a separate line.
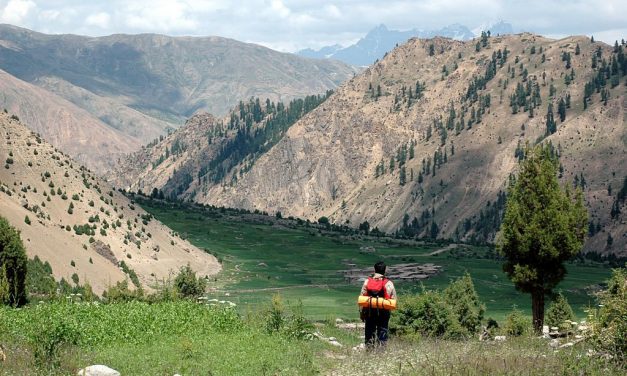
[0, 24, 356, 171]
[297, 21, 514, 66]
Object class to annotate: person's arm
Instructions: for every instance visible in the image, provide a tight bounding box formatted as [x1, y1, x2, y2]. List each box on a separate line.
[386, 281, 397, 300]
[360, 279, 368, 296]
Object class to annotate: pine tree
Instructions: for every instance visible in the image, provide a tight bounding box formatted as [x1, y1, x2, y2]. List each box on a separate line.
[497, 145, 588, 332]
[399, 166, 407, 186]
[558, 98, 567, 122]
[0, 216, 28, 306]
[546, 103, 557, 135]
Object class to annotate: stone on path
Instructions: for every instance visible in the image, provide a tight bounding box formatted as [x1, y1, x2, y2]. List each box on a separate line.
[77, 365, 120, 376]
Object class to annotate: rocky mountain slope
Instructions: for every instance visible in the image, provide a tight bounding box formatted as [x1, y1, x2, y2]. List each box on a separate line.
[108, 93, 332, 198]
[0, 24, 356, 171]
[0, 112, 220, 293]
[0, 68, 140, 171]
[114, 33, 627, 255]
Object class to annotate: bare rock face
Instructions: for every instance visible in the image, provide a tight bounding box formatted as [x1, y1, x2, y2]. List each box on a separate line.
[91, 241, 118, 266]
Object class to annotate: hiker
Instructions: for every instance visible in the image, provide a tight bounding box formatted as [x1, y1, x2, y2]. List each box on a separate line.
[359, 261, 396, 348]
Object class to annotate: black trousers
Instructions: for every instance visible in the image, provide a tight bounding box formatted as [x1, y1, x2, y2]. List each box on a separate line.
[364, 308, 390, 347]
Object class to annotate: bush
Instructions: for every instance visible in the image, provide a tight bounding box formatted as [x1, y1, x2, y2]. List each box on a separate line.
[391, 289, 465, 339]
[590, 267, 627, 363]
[103, 280, 144, 302]
[0, 216, 28, 306]
[443, 273, 485, 335]
[504, 308, 531, 336]
[24, 215, 31, 225]
[545, 292, 575, 330]
[31, 319, 79, 368]
[174, 264, 207, 298]
[264, 294, 314, 340]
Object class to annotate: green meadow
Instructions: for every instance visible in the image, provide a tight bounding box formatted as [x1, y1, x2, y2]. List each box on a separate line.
[139, 200, 611, 321]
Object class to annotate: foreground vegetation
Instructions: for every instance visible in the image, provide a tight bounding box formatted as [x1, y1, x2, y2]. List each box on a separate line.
[1, 269, 625, 375]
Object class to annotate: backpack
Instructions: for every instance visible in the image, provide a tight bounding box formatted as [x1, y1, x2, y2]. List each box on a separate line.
[365, 277, 390, 299]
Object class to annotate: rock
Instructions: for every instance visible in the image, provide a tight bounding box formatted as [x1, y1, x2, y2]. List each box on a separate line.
[494, 336, 506, 342]
[329, 340, 343, 347]
[335, 318, 344, 324]
[560, 342, 574, 348]
[328, 337, 337, 342]
[550, 326, 559, 332]
[77, 365, 120, 376]
[352, 343, 366, 351]
[549, 339, 560, 348]
[0, 344, 6, 362]
[542, 325, 549, 335]
[150, 252, 158, 260]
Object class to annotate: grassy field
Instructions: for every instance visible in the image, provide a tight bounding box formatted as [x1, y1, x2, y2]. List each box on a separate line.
[139, 200, 611, 321]
[2, 300, 624, 375]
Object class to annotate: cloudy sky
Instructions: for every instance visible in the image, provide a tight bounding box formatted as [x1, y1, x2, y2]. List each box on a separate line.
[0, 0, 625, 52]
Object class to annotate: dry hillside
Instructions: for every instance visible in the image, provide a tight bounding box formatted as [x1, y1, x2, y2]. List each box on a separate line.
[0, 24, 356, 172]
[113, 33, 627, 255]
[0, 112, 220, 293]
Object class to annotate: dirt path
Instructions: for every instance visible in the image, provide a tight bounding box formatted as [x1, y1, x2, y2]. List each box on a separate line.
[427, 243, 465, 256]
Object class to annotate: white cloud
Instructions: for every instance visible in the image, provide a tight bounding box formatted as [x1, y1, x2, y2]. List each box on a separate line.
[85, 12, 110, 29]
[0, 1, 624, 51]
[0, 0, 36, 24]
[271, 0, 291, 18]
[123, 0, 197, 32]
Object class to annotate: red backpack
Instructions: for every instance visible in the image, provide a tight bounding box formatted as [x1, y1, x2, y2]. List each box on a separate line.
[365, 277, 390, 299]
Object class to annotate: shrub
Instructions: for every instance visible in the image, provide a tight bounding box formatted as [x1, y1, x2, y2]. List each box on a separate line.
[590, 267, 627, 363]
[545, 292, 575, 330]
[443, 273, 485, 335]
[504, 308, 531, 336]
[391, 289, 465, 339]
[103, 280, 144, 302]
[264, 295, 314, 340]
[24, 215, 31, 225]
[26, 256, 56, 297]
[266, 294, 286, 334]
[0, 216, 28, 306]
[31, 319, 79, 368]
[174, 264, 207, 298]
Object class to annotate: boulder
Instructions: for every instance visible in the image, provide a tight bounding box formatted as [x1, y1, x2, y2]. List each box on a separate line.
[77, 365, 120, 376]
[494, 335, 506, 342]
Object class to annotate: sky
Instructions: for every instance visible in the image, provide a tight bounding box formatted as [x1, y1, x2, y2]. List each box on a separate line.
[0, 0, 625, 52]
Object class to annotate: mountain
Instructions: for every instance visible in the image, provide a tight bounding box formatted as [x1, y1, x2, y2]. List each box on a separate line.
[0, 111, 221, 293]
[297, 23, 476, 66]
[0, 24, 356, 171]
[108, 93, 332, 197]
[116, 33, 627, 255]
[298, 44, 343, 59]
[472, 21, 515, 38]
[0, 68, 141, 171]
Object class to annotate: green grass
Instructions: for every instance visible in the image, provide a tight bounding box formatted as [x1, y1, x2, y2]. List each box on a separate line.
[0, 301, 321, 375]
[141, 201, 611, 322]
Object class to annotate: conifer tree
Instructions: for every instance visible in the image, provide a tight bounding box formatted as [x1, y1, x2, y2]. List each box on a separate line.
[497, 144, 587, 332]
[0, 216, 28, 306]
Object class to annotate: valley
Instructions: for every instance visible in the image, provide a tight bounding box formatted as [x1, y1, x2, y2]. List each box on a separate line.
[136, 197, 612, 321]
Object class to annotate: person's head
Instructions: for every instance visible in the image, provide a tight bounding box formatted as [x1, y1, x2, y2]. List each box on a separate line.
[374, 261, 386, 275]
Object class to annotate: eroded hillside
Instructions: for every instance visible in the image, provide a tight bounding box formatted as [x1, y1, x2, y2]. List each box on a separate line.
[0, 112, 220, 293]
[113, 33, 627, 254]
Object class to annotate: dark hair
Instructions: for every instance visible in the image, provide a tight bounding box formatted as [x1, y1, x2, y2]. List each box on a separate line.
[374, 261, 386, 275]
